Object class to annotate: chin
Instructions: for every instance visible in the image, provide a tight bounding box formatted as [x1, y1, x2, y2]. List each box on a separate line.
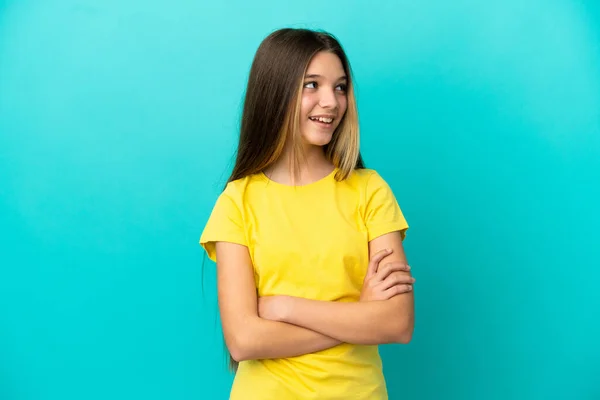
[301, 131, 335, 147]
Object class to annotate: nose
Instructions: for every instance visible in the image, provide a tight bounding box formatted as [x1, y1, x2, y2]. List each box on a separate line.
[318, 86, 338, 110]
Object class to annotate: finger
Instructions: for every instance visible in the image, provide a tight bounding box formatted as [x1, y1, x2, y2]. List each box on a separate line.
[375, 262, 411, 281]
[366, 248, 393, 278]
[380, 273, 416, 291]
[384, 284, 413, 298]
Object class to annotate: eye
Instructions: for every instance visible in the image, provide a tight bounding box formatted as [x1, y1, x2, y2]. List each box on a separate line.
[336, 83, 348, 92]
[304, 81, 317, 89]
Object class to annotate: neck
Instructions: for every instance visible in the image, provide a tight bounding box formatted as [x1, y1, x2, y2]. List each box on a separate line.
[265, 144, 335, 186]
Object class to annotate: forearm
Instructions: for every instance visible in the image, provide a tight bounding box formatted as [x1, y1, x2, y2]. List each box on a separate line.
[280, 296, 414, 345]
[229, 316, 341, 361]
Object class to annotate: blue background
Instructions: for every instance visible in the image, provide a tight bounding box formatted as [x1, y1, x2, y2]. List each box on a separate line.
[1, 1, 599, 399]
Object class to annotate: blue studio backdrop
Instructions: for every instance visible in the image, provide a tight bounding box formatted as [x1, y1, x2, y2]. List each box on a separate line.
[1, 1, 599, 399]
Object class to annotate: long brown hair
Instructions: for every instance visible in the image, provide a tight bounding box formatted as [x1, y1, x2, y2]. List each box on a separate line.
[227, 28, 364, 186]
[224, 28, 364, 372]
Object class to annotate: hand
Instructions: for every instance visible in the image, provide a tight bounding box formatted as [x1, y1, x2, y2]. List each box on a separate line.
[258, 295, 291, 322]
[360, 248, 415, 302]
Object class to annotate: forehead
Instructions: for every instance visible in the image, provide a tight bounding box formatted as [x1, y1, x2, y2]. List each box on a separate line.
[305, 51, 345, 77]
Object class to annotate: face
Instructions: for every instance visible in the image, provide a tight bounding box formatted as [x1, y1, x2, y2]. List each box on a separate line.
[298, 51, 348, 148]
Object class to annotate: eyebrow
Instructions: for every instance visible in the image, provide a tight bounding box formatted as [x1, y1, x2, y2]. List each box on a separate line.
[304, 74, 347, 81]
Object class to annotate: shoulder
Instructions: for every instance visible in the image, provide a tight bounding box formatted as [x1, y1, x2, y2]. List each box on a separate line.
[346, 168, 390, 192]
[221, 174, 260, 198]
[221, 176, 247, 199]
[217, 173, 266, 210]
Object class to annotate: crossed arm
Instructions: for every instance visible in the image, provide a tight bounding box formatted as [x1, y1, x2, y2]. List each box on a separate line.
[215, 231, 414, 362]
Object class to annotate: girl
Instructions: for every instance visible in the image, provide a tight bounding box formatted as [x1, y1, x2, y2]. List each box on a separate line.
[200, 28, 415, 400]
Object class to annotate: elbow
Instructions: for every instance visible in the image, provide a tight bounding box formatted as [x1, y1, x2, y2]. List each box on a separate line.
[395, 327, 413, 344]
[227, 334, 253, 362]
[228, 340, 246, 363]
[229, 348, 249, 363]
[224, 316, 264, 362]
[389, 318, 414, 344]
[225, 319, 262, 362]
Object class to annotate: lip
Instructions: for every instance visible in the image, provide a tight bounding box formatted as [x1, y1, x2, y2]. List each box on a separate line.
[309, 114, 336, 119]
[309, 118, 336, 129]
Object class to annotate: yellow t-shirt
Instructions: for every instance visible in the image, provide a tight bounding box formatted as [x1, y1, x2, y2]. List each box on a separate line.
[200, 168, 409, 400]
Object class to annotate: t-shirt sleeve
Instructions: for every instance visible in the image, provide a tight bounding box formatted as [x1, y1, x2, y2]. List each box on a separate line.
[199, 190, 247, 262]
[364, 171, 409, 242]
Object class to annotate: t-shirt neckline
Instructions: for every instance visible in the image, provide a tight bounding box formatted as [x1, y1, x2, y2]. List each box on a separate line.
[260, 168, 338, 189]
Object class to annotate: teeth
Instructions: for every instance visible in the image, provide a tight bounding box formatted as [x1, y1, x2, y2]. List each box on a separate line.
[310, 117, 333, 124]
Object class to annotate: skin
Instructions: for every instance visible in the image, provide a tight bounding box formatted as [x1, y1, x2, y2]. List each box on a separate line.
[216, 51, 415, 361]
[298, 51, 349, 148]
[258, 238, 415, 345]
[263, 51, 348, 185]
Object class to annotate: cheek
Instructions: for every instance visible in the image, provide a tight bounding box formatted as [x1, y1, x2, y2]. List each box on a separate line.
[338, 95, 348, 116]
[301, 93, 316, 117]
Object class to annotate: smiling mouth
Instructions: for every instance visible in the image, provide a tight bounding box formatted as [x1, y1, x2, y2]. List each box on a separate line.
[309, 116, 334, 125]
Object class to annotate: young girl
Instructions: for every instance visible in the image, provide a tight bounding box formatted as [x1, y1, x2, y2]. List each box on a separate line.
[200, 28, 415, 400]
